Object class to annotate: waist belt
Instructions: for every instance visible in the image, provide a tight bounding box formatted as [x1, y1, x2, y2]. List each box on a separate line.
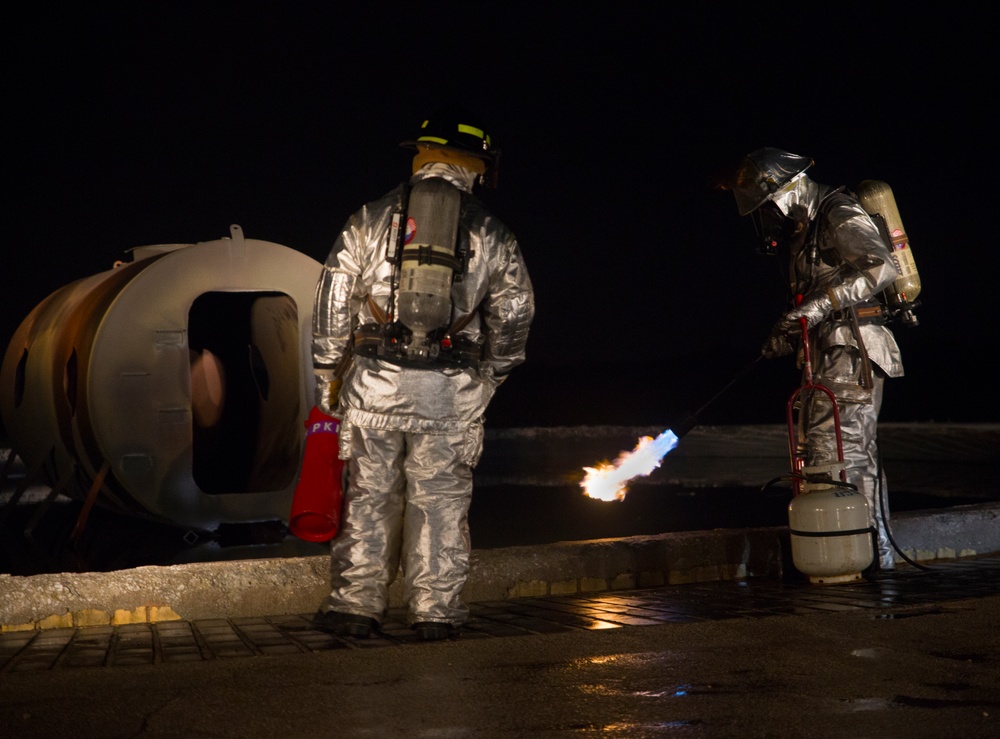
[353, 323, 482, 370]
[830, 304, 886, 325]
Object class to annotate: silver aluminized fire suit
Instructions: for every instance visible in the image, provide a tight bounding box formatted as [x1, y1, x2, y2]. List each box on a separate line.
[312, 162, 534, 626]
[763, 174, 903, 570]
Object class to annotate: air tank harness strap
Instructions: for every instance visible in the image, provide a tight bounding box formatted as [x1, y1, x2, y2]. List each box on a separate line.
[402, 244, 463, 272]
[829, 301, 886, 325]
[367, 295, 389, 325]
[352, 322, 482, 369]
[826, 303, 877, 391]
[355, 294, 482, 370]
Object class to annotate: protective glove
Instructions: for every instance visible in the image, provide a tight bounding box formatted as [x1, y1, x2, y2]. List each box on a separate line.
[314, 367, 342, 416]
[786, 293, 834, 329]
[761, 293, 833, 359]
[761, 329, 795, 359]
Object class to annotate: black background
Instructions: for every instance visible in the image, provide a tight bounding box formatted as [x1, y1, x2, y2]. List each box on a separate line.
[6, 3, 998, 430]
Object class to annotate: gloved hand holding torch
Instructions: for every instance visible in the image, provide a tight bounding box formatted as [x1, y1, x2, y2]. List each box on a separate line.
[761, 293, 833, 359]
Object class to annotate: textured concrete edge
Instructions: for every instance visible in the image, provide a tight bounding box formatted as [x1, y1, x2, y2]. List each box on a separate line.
[2, 503, 998, 632]
[889, 501, 1000, 562]
[0, 528, 786, 631]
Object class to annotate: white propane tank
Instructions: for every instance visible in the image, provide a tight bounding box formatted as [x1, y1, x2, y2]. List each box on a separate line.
[788, 465, 874, 585]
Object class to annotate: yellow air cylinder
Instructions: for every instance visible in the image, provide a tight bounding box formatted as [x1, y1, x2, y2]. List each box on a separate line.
[856, 179, 921, 326]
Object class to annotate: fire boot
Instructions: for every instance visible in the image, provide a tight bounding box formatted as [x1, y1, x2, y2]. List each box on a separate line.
[312, 610, 378, 638]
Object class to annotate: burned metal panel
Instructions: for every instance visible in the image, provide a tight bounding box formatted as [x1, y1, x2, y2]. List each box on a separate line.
[1, 225, 322, 531]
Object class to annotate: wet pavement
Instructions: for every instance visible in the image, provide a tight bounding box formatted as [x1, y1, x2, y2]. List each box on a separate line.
[2, 557, 998, 672]
[2, 419, 998, 736]
[2, 558, 998, 737]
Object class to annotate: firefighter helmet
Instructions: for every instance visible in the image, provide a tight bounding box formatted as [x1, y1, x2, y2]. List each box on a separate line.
[732, 147, 813, 216]
[400, 107, 497, 165]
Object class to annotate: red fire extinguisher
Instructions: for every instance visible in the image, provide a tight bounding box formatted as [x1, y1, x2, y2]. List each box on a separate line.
[288, 406, 345, 542]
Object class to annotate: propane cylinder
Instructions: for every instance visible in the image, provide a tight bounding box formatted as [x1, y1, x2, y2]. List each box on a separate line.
[397, 177, 461, 358]
[856, 179, 921, 326]
[788, 465, 874, 585]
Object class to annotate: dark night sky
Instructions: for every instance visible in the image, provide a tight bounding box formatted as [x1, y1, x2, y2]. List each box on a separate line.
[6, 4, 998, 429]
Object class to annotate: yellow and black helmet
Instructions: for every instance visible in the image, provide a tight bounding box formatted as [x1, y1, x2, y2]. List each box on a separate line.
[401, 107, 499, 179]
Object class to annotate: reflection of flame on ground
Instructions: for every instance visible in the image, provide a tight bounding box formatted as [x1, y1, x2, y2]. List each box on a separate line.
[581, 430, 679, 502]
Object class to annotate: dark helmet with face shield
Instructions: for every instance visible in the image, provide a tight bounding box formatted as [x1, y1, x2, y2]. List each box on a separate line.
[731, 147, 813, 216]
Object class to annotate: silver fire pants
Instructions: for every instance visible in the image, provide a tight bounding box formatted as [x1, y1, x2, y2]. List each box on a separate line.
[802, 345, 894, 570]
[322, 425, 474, 625]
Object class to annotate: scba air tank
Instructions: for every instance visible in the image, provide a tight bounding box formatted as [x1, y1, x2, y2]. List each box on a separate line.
[788, 466, 874, 585]
[856, 179, 922, 326]
[397, 178, 462, 359]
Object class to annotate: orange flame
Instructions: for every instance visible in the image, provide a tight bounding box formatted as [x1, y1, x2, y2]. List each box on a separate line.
[581, 430, 679, 502]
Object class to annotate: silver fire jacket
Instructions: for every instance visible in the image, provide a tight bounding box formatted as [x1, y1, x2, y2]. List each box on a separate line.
[312, 165, 535, 443]
[788, 182, 905, 384]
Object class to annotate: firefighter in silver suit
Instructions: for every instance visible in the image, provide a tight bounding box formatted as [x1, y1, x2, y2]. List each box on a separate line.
[730, 148, 903, 571]
[311, 109, 534, 640]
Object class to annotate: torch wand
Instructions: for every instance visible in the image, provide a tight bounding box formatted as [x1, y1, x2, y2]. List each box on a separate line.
[670, 354, 764, 440]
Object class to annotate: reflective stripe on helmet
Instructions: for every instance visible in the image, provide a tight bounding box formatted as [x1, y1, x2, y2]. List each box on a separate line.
[418, 127, 491, 151]
[457, 124, 489, 147]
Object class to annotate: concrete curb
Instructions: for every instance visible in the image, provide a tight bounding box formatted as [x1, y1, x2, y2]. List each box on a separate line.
[3, 502, 998, 632]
